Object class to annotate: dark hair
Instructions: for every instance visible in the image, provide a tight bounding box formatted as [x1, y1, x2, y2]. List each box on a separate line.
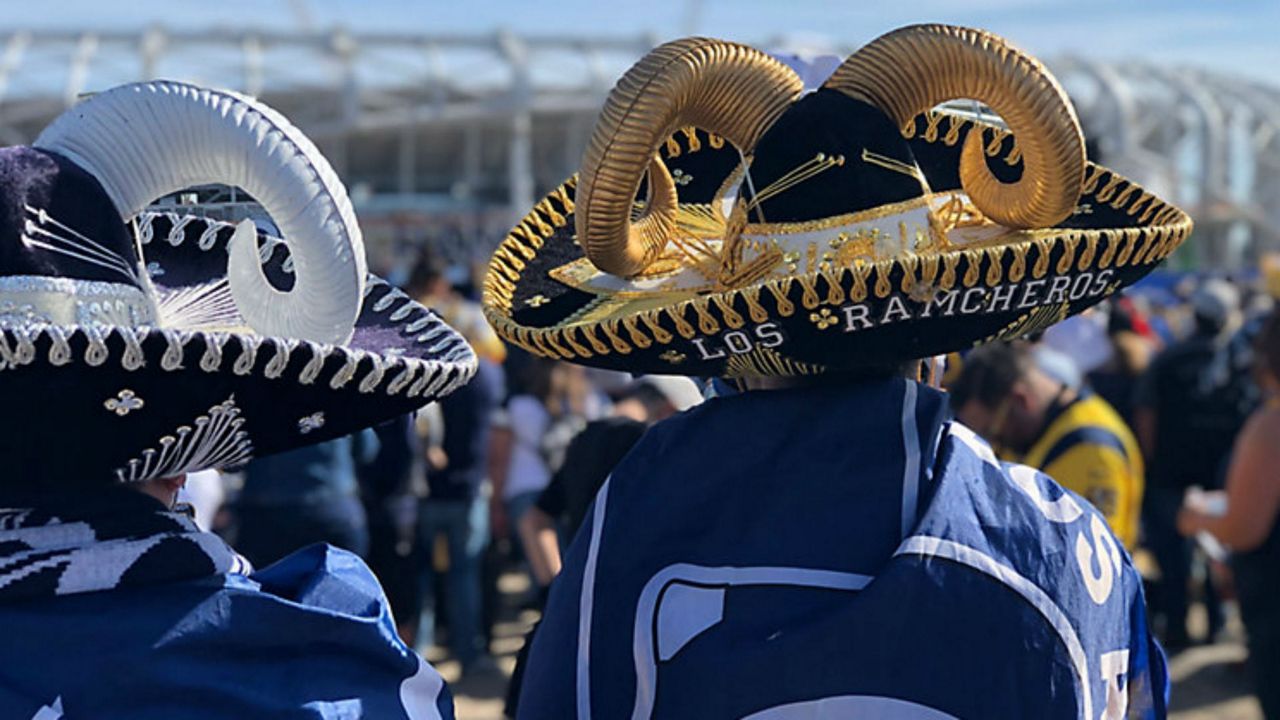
[1254, 310, 1280, 384]
[405, 255, 448, 296]
[948, 342, 1035, 409]
[621, 382, 673, 418]
[520, 357, 558, 403]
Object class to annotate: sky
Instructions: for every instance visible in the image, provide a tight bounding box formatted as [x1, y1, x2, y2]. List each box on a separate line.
[1, 0, 1276, 85]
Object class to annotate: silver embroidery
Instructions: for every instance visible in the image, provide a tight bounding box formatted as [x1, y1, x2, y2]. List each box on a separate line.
[12, 326, 36, 366]
[298, 412, 325, 434]
[114, 395, 253, 483]
[329, 351, 363, 390]
[386, 364, 417, 395]
[196, 223, 221, 251]
[47, 326, 72, 366]
[263, 339, 299, 379]
[199, 333, 230, 373]
[232, 335, 262, 376]
[357, 355, 388, 394]
[0, 276, 155, 328]
[104, 389, 145, 416]
[298, 344, 332, 385]
[161, 330, 189, 371]
[119, 327, 147, 371]
[408, 368, 435, 397]
[22, 205, 140, 284]
[83, 327, 108, 366]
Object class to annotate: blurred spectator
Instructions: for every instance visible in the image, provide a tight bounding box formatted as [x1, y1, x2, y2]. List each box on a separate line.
[1134, 279, 1243, 647]
[488, 360, 590, 554]
[950, 341, 1143, 548]
[233, 431, 379, 568]
[417, 358, 504, 675]
[520, 376, 705, 590]
[358, 415, 424, 642]
[506, 375, 703, 718]
[1177, 309, 1280, 718]
[407, 255, 506, 365]
[1087, 298, 1157, 425]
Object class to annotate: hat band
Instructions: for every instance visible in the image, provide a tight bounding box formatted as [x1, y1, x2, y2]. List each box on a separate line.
[0, 276, 156, 328]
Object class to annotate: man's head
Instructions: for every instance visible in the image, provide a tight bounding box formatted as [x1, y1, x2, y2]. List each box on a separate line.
[949, 342, 1068, 454]
[614, 376, 704, 424]
[405, 255, 452, 301]
[1190, 278, 1240, 339]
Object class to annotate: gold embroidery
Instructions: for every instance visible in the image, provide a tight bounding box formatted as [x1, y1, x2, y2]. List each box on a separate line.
[742, 152, 845, 215]
[860, 148, 924, 180]
[481, 124, 1194, 377]
[660, 349, 686, 364]
[809, 307, 838, 330]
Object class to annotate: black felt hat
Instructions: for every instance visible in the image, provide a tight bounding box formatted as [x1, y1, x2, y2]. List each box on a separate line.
[482, 25, 1191, 378]
[0, 82, 475, 491]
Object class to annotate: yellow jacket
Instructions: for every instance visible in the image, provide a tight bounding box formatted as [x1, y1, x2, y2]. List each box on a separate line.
[1004, 392, 1144, 549]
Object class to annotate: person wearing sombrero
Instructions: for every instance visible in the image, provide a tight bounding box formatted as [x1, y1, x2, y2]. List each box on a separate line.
[485, 25, 1187, 718]
[0, 82, 476, 718]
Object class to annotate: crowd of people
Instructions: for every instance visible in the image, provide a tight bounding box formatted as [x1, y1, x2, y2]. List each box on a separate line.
[950, 274, 1280, 716]
[7, 21, 1277, 720]
[183, 249, 1280, 716]
[185, 255, 703, 689]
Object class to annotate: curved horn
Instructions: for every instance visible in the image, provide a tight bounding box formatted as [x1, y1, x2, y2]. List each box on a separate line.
[578, 38, 803, 277]
[34, 81, 364, 346]
[824, 24, 1085, 229]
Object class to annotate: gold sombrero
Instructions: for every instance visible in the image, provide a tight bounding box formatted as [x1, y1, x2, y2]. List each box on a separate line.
[483, 24, 1192, 378]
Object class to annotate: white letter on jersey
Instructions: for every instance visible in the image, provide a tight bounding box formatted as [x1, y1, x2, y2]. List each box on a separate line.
[1009, 464, 1084, 523]
[1099, 649, 1130, 720]
[31, 696, 63, 720]
[1076, 514, 1122, 605]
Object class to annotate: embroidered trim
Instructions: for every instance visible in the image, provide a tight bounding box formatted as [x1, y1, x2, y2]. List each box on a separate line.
[114, 395, 253, 483]
[481, 113, 1193, 374]
[1, 213, 478, 399]
[0, 276, 155, 328]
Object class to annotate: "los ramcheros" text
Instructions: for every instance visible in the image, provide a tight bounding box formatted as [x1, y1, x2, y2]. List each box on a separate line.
[691, 269, 1116, 360]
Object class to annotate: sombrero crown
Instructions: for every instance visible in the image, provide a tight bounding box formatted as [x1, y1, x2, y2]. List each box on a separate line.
[482, 25, 1192, 378]
[0, 81, 475, 492]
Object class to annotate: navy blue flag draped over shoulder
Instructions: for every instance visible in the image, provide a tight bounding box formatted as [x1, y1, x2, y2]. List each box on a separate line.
[519, 379, 1166, 719]
[0, 541, 454, 719]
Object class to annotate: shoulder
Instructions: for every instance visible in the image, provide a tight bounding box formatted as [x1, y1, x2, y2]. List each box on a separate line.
[1240, 404, 1280, 440]
[933, 423, 1142, 605]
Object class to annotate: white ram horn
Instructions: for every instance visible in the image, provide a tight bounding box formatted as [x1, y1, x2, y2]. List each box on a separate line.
[34, 81, 364, 345]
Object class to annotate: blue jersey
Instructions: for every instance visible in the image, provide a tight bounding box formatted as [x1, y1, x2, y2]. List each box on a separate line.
[519, 379, 1166, 719]
[0, 545, 453, 719]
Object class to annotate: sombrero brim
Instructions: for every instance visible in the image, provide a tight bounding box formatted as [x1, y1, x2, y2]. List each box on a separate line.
[0, 213, 475, 490]
[483, 113, 1191, 378]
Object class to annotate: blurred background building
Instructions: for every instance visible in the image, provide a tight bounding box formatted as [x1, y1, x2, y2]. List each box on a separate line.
[0, 0, 1276, 275]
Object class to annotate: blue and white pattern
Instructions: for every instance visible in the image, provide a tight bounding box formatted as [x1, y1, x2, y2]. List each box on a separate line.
[519, 379, 1166, 719]
[0, 512, 454, 720]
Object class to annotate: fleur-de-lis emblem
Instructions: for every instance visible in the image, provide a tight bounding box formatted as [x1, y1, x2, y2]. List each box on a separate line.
[105, 389, 145, 416]
[809, 307, 838, 330]
[525, 294, 550, 308]
[659, 349, 687, 364]
[298, 412, 325, 434]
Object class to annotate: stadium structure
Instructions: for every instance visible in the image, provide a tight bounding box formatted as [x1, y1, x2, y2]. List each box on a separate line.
[0, 28, 1275, 274]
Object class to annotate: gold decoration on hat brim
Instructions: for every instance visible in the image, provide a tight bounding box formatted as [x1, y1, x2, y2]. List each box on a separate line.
[481, 112, 1193, 375]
